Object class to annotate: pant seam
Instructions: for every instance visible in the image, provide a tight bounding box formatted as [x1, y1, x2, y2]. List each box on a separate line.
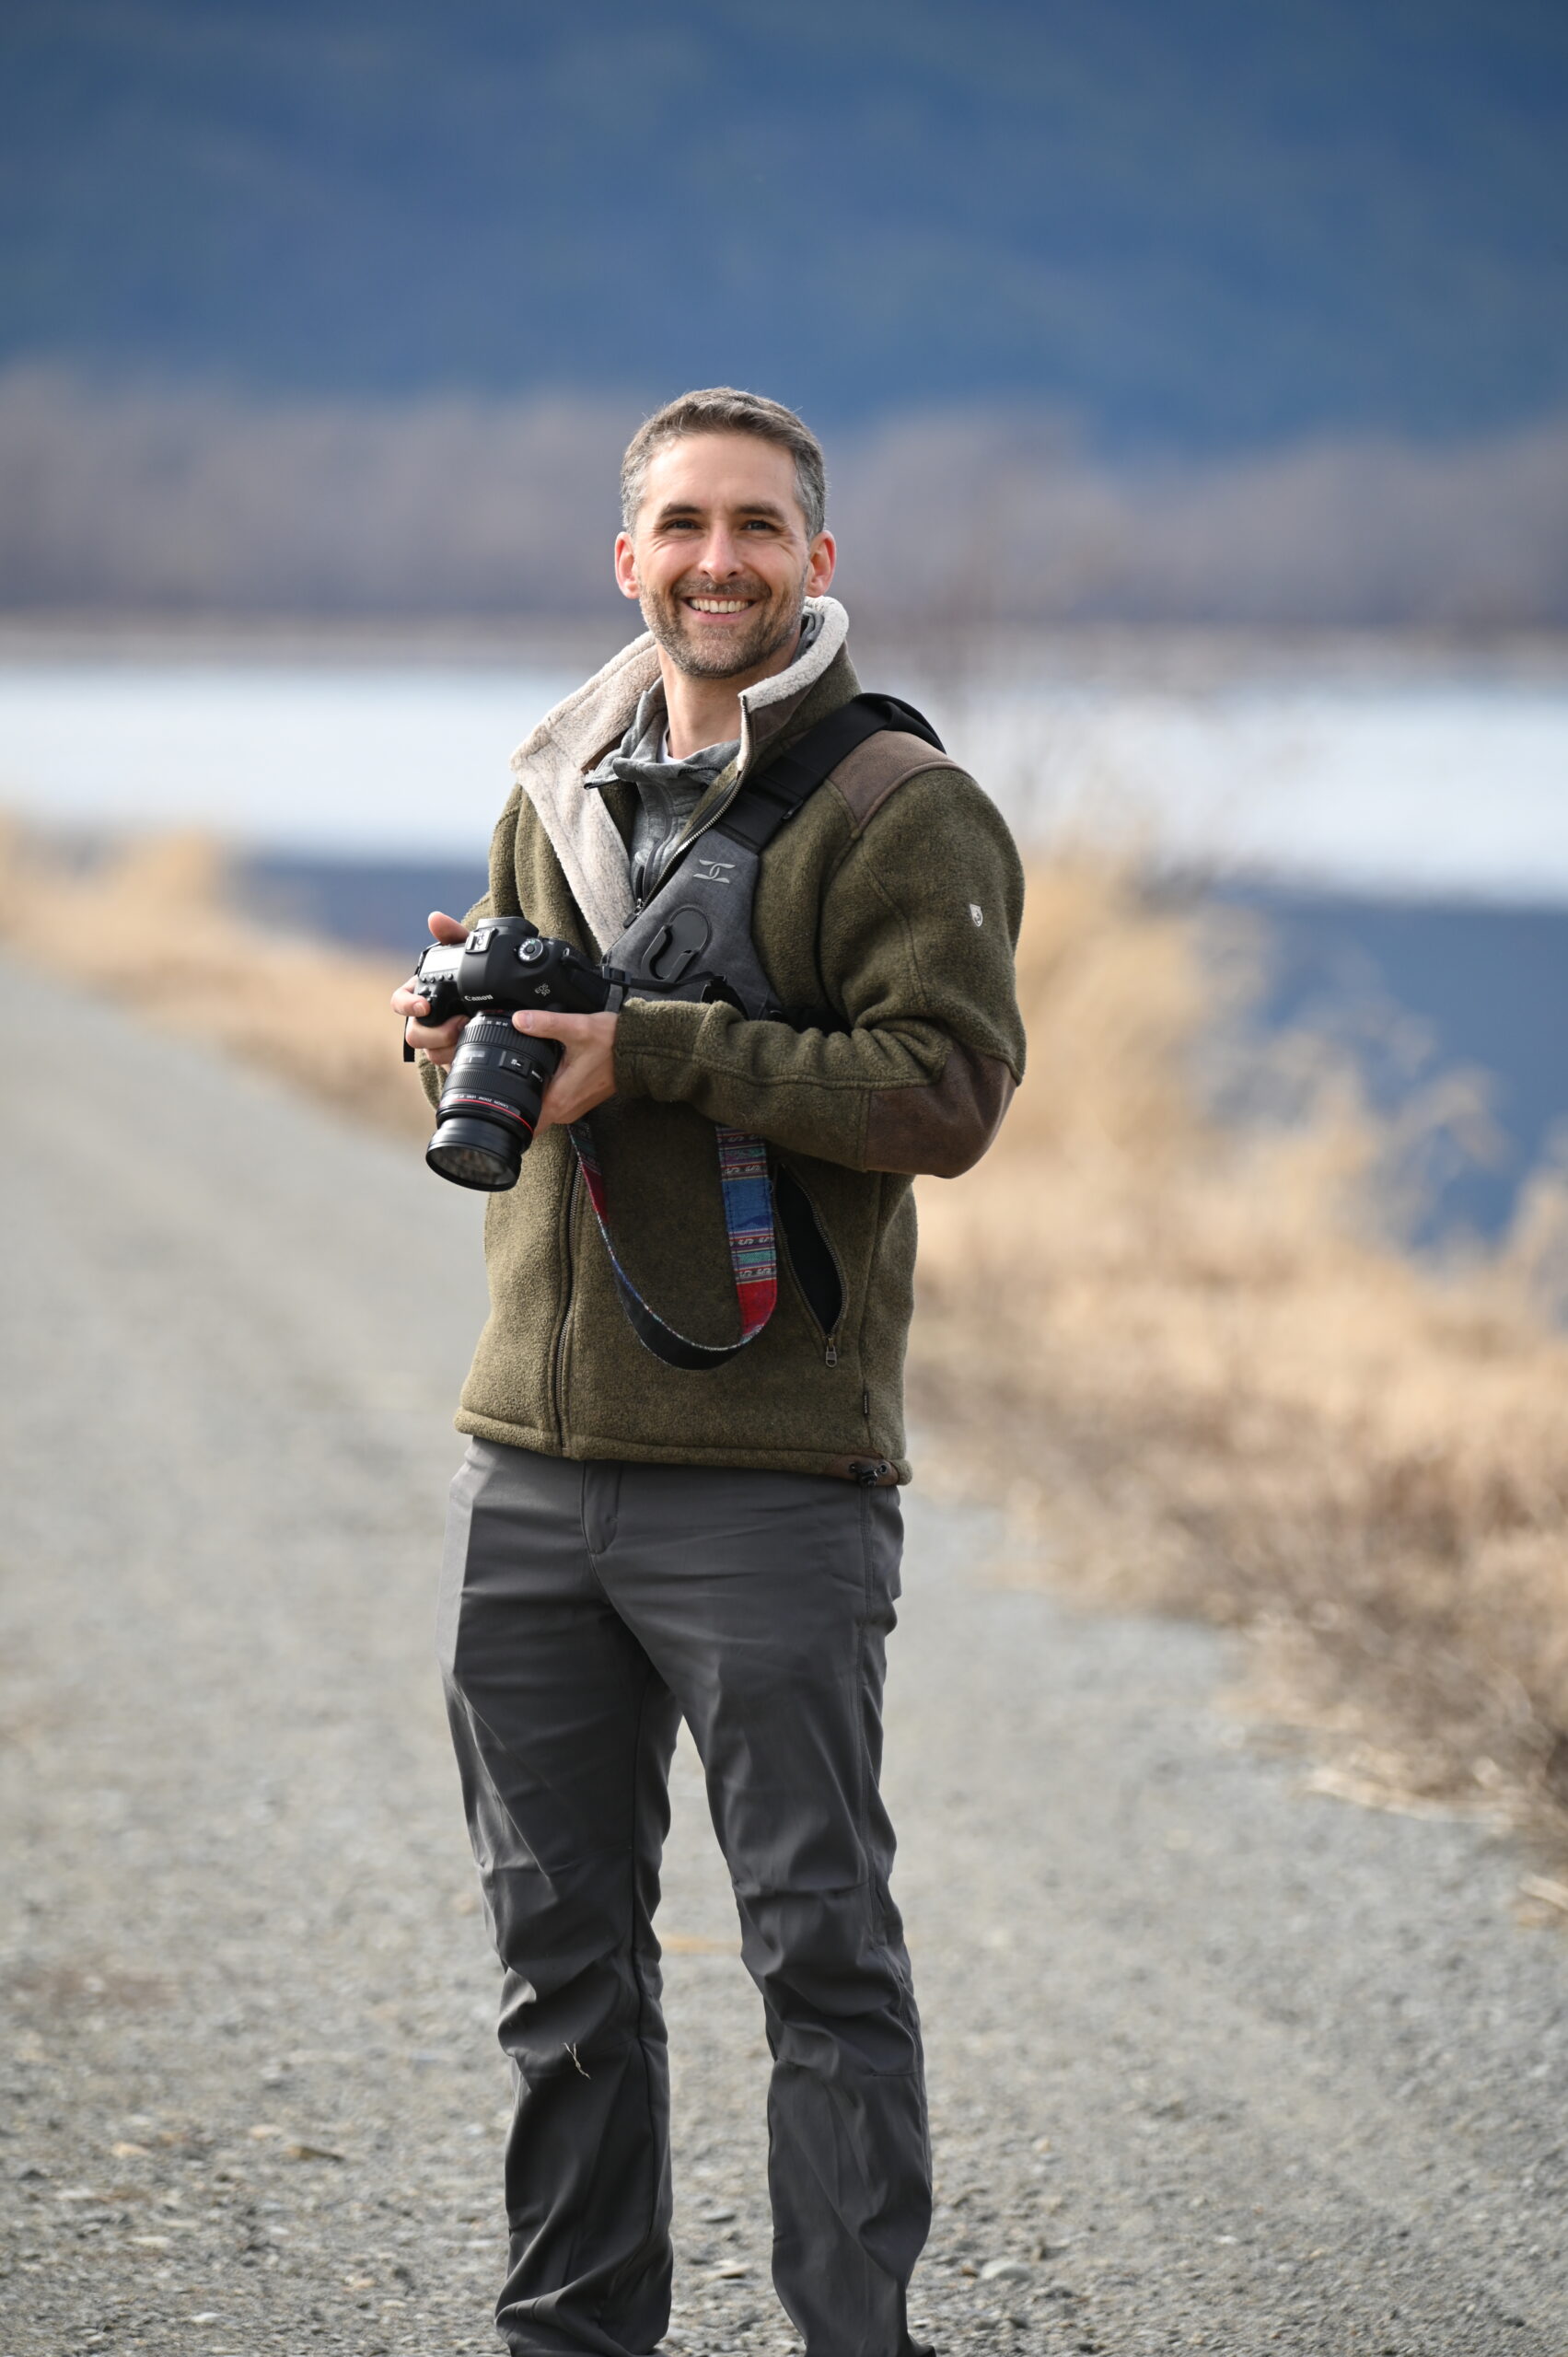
[625, 1660, 668, 2328]
[855, 1481, 876, 1877]
[578, 1460, 622, 1601]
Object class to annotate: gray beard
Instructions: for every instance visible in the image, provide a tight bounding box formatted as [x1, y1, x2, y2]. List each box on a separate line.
[642, 583, 807, 680]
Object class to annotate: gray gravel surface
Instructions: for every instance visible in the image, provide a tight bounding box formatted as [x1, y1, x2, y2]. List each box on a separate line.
[3, 989, 1566, 2357]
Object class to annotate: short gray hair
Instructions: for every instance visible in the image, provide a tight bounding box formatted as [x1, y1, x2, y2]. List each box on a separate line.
[621, 388, 828, 540]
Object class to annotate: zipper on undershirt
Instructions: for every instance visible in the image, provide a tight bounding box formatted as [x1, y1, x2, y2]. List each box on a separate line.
[645, 759, 746, 901]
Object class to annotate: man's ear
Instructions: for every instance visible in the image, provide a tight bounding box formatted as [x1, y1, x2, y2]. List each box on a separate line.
[613, 531, 641, 601]
[807, 530, 837, 597]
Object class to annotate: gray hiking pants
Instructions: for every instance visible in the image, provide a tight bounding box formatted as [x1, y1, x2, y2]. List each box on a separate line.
[438, 1438, 932, 2357]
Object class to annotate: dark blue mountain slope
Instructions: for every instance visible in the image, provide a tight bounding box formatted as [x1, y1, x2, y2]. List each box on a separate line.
[3, 0, 1566, 445]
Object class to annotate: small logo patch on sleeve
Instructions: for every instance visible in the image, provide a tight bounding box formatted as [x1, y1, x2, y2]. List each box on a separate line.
[969, 902, 984, 926]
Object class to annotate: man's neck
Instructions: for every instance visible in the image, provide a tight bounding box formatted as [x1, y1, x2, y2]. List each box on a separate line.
[658, 625, 804, 760]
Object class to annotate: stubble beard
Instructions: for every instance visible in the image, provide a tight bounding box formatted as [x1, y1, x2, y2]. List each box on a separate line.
[642, 569, 807, 680]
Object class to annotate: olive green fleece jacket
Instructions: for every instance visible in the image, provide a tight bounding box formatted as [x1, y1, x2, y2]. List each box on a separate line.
[420, 596, 1026, 1482]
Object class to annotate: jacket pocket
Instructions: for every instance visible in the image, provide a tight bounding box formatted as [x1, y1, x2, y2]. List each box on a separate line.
[774, 1162, 845, 1359]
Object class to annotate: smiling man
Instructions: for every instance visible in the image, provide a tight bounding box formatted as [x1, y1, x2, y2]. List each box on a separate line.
[395, 389, 1026, 2357]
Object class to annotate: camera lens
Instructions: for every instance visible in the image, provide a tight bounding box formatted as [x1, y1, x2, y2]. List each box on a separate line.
[425, 1119, 518, 1190]
[425, 1013, 560, 1191]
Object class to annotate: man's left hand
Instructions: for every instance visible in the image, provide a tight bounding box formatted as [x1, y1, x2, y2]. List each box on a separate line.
[514, 1008, 620, 1133]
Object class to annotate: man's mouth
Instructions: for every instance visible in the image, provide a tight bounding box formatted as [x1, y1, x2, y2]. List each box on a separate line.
[684, 595, 758, 615]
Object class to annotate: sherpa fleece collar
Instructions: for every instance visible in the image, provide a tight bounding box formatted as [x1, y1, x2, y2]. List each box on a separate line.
[508, 596, 851, 953]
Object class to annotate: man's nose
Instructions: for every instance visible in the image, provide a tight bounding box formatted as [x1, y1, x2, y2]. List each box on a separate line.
[697, 528, 744, 579]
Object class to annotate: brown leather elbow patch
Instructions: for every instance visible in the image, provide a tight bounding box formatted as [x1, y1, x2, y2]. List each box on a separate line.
[864, 1044, 1016, 1178]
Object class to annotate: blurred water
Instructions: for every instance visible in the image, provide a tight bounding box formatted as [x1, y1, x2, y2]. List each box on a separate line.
[2, 655, 1566, 896]
[1216, 884, 1568, 1241]
[0, 660, 575, 857]
[4, 650, 1565, 1238]
[944, 671, 1568, 903]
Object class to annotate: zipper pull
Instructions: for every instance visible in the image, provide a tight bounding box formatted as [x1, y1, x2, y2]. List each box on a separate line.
[824, 1341, 838, 1368]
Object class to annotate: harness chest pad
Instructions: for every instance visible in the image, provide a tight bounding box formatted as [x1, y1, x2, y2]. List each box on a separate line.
[606, 694, 953, 1021]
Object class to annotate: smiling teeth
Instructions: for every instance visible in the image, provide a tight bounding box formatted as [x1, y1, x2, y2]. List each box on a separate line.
[691, 598, 749, 612]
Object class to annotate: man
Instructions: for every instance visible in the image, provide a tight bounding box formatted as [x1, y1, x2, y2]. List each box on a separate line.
[395, 388, 1026, 2357]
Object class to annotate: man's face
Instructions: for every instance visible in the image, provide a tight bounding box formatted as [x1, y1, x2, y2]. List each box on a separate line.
[614, 433, 835, 680]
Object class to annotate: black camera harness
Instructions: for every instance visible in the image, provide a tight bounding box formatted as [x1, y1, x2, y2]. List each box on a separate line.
[567, 691, 945, 1374]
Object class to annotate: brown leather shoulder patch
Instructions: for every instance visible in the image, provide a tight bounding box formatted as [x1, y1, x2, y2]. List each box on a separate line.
[828, 731, 967, 836]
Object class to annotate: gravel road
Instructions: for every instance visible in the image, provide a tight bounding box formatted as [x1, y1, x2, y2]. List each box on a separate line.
[4, 987, 1566, 2357]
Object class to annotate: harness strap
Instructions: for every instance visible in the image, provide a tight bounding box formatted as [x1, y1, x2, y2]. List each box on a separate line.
[712, 693, 943, 854]
[569, 1120, 777, 1371]
[574, 691, 944, 1372]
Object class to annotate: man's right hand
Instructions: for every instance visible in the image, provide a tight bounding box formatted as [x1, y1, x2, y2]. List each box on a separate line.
[391, 911, 471, 1068]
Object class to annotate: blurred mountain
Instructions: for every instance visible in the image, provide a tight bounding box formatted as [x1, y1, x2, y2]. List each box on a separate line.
[4, 0, 1567, 449]
[5, 370, 1564, 625]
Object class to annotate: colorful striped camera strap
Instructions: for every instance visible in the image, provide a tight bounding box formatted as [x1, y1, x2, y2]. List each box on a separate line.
[567, 1120, 777, 1371]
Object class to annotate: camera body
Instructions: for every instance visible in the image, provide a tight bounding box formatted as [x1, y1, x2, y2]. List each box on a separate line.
[412, 917, 617, 1191]
[412, 915, 613, 1031]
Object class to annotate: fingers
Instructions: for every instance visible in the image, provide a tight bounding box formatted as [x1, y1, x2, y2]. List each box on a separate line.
[536, 1089, 602, 1132]
[401, 1012, 468, 1066]
[511, 1008, 600, 1043]
[427, 910, 469, 943]
[524, 1009, 619, 1132]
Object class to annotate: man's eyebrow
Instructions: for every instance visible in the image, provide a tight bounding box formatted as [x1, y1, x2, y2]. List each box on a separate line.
[653, 498, 791, 526]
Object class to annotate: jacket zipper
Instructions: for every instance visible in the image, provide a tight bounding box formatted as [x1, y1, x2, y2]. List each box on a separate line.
[780, 1164, 848, 1369]
[789, 1271, 843, 1368]
[550, 1164, 579, 1442]
[645, 755, 747, 901]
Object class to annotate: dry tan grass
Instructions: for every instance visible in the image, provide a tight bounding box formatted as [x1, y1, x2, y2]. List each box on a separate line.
[6, 819, 1567, 1826]
[0, 820, 428, 1140]
[912, 853, 1568, 1824]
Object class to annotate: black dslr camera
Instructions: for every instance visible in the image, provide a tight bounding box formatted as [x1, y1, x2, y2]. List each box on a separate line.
[409, 917, 616, 1191]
